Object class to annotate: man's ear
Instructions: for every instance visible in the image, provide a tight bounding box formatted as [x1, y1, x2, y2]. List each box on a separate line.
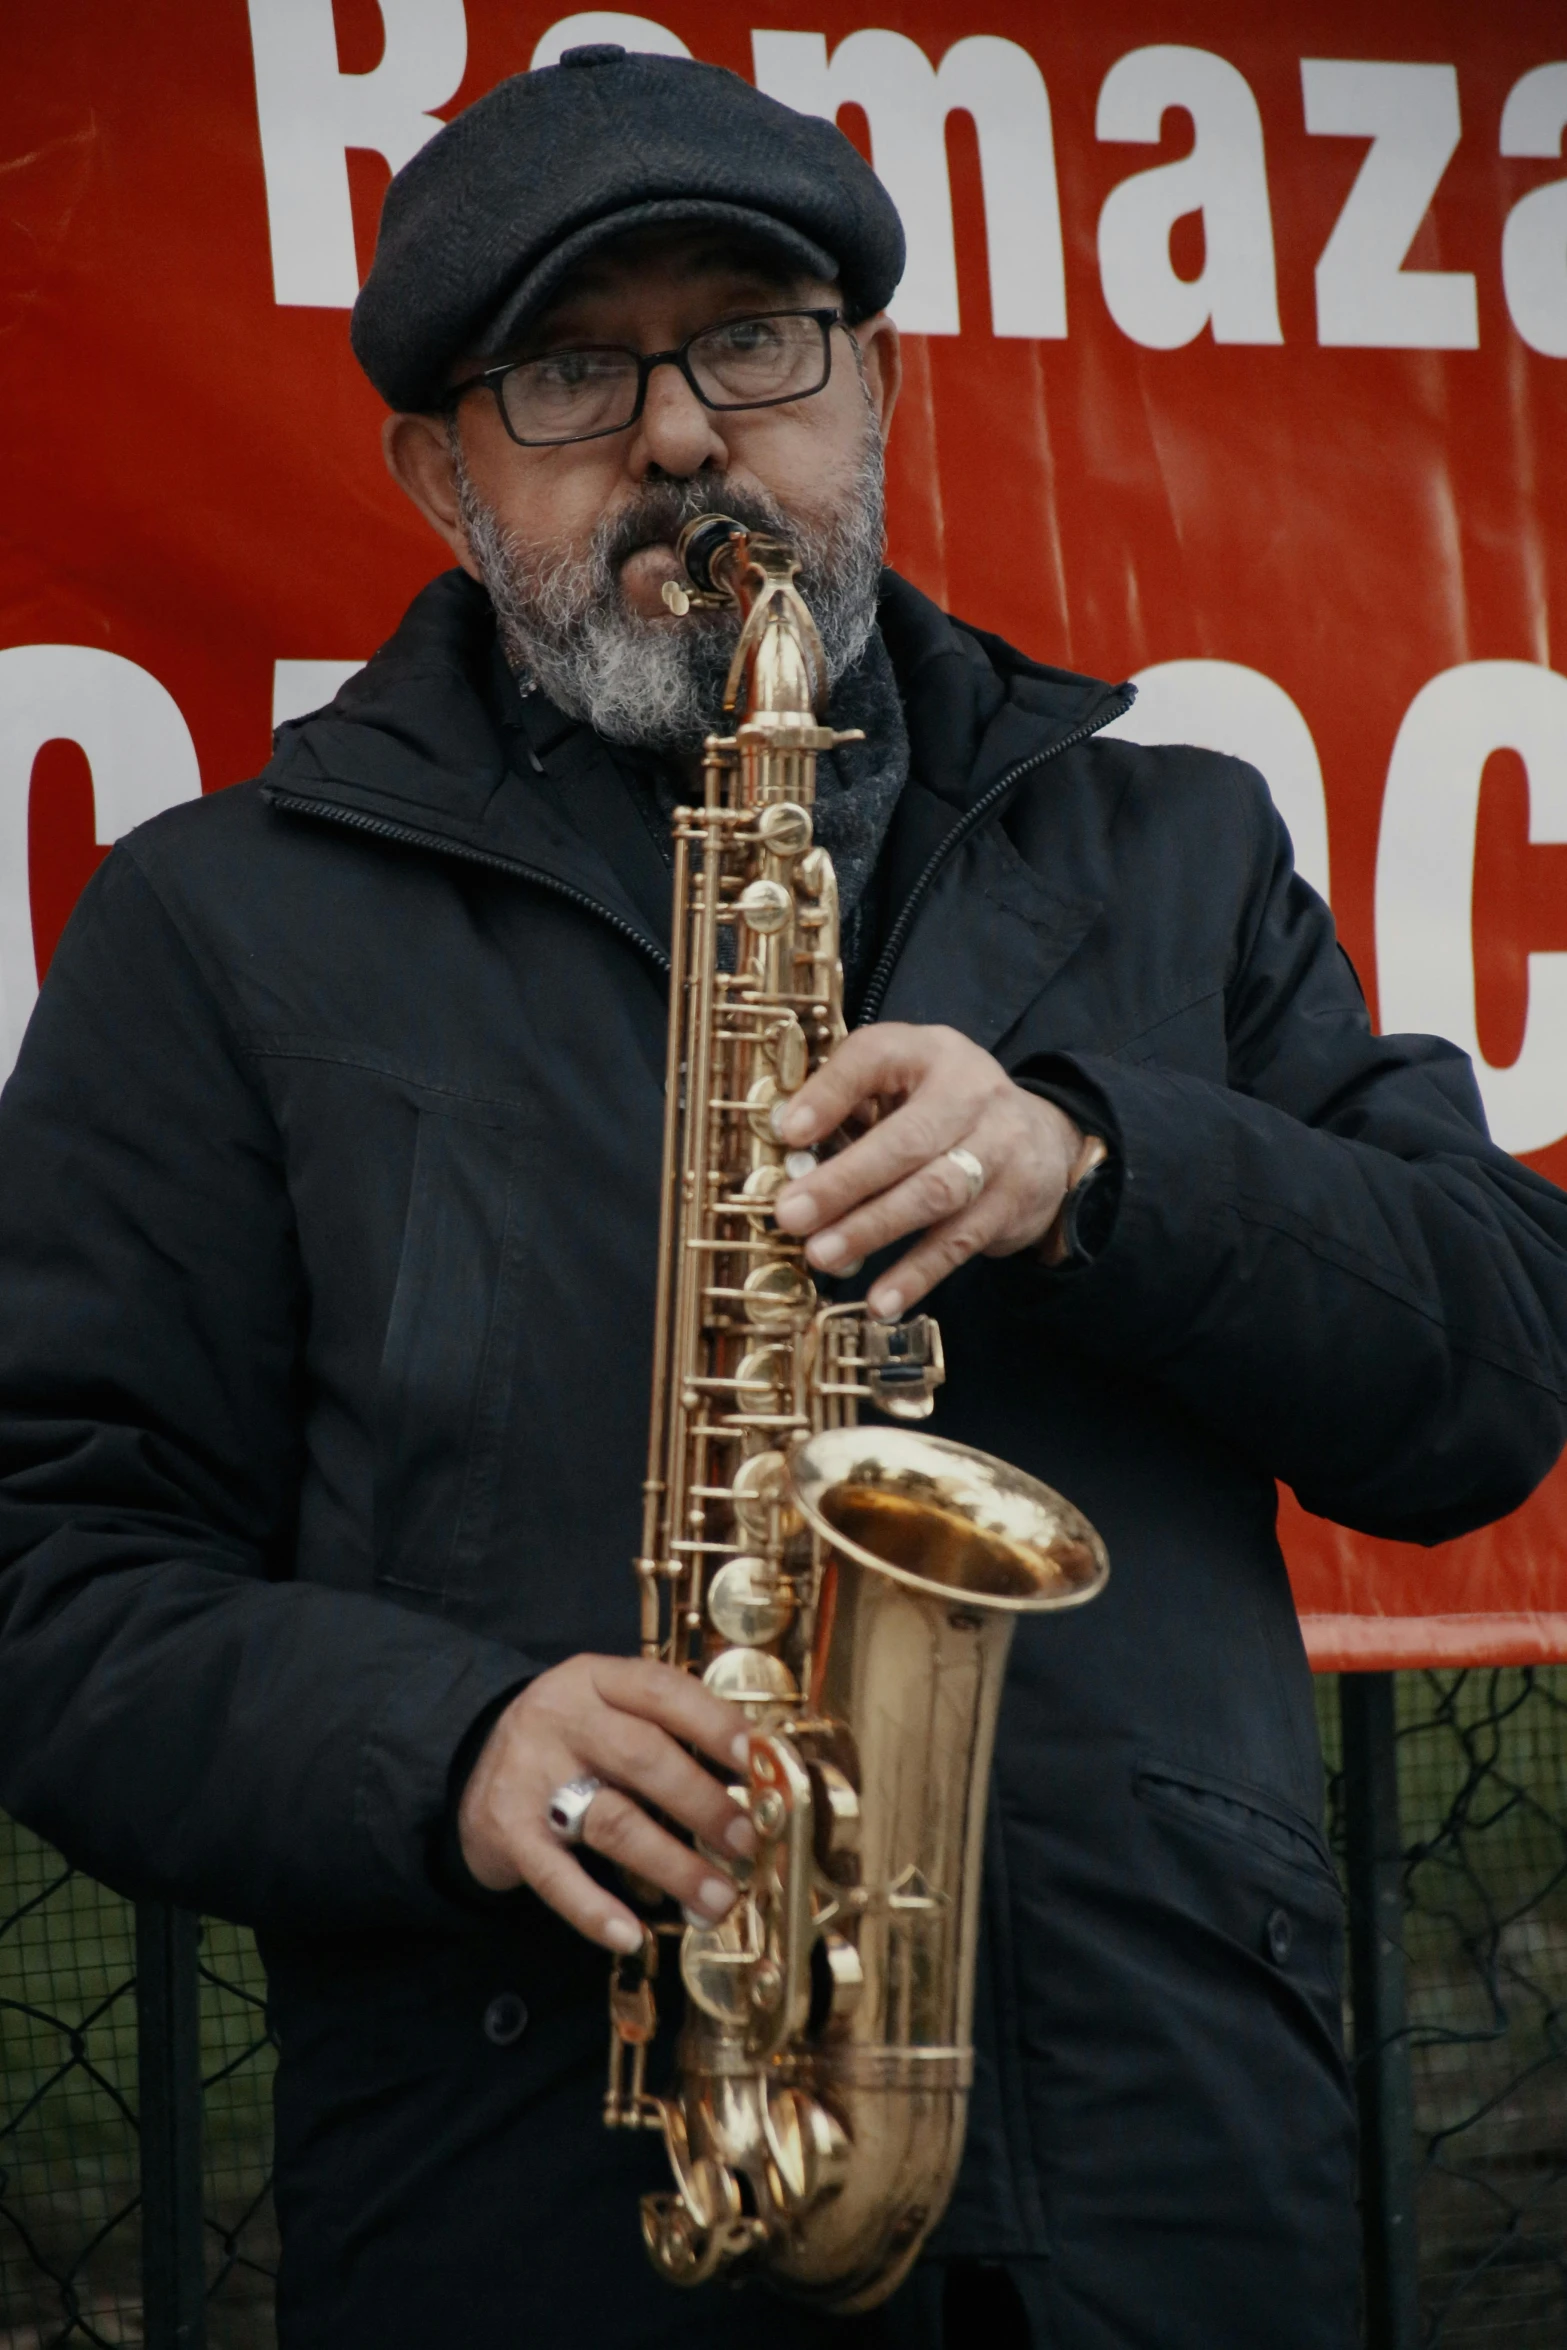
[382, 412, 481, 578]
[853, 312, 902, 440]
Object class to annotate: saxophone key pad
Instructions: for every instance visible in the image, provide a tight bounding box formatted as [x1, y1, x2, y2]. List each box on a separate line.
[756, 801, 812, 855]
[707, 1555, 794, 1647]
[746, 1073, 781, 1142]
[740, 1165, 787, 1220]
[702, 1646, 797, 1704]
[742, 1261, 814, 1328]
[738, 879, 792, 934]
[731, 1447, 800, 1541]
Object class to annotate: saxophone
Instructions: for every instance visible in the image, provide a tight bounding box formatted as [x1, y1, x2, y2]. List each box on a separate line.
[605, 514, 1108, 2311]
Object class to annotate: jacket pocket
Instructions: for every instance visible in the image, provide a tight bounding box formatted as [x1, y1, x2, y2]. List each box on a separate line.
[1133, 1755, 1347, 2046]
[1134, 1756, 1338, 1890]
[373, 1108, 528, 1604]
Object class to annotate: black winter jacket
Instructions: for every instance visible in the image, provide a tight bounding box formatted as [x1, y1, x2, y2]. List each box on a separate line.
[1, 570, 1564, 2328]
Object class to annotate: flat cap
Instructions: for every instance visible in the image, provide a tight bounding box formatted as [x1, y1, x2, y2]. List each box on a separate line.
[351, 46, 906, 412]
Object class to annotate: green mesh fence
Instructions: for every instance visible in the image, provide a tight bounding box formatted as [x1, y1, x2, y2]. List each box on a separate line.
[3, 1670, 1566, 2346]
[1320, 1666, 1567, 2346]
[197, 1926, 277, 2349]
[0, 1818, 276, 2350]
[0, 1827, 139, 2346]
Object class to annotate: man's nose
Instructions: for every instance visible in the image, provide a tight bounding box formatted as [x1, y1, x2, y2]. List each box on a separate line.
[628, 359, 729, 480]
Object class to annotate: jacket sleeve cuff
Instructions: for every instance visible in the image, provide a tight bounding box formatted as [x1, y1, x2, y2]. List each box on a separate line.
[997, 1050, 1222, 1332]
[430, 1678, 535, 1911]
[1012, 1055, 1124, 1269]
[355, 1631, 549, 1927]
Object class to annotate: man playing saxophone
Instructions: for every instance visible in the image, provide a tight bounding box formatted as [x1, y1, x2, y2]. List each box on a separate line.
[2, 43, 1566, 2350]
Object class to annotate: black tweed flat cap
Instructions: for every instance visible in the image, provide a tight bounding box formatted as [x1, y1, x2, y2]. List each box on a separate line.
[351, 45, 906, 412]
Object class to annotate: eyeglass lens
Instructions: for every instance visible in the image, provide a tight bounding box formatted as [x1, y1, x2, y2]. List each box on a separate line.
[499, 314, 831, 444]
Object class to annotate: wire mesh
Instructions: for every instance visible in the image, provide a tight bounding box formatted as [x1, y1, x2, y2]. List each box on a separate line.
[198, 1926, 277, 2349]
[1322, 1667, 1567, 2347]
[0, 1817, 140, 2348]
[3, 1675, 1565, 2347]
[0, 1816, 278, 2350]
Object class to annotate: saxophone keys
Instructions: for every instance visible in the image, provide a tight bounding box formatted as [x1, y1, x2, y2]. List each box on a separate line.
[806, 1760, 861, 1880]
[742, 1260, 815, 1328]
[818, 1930, 865, 2019]
[707, 1556, 795, 1647]
[770, 1014, 809, 1092]
[702, 1646, 798, 1705]
[679, 1905, 757, 2025]
[762, 2085, 850, 2213]
[732, 1446, 801, 1541]
[756, 800, 812, 855]
[738, 878, 792, 934]
[745, 1074, 781, 1142]
[732, 1351, 789, 1416]
[640, 2192, 723, 2286]
[740, 1166, 787, 1230]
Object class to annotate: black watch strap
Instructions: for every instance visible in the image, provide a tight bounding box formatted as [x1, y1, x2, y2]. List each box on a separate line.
[1040, 1134, 1115, 1268]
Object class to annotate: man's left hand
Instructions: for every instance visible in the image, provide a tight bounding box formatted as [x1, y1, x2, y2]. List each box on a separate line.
[772, 1023, 1084, 1319]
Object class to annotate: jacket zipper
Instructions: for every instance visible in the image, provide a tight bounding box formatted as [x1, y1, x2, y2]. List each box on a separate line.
[854, 689, 1134, 1026]
[265, 791, 673, 975]
[269, 684, 1130, 1011]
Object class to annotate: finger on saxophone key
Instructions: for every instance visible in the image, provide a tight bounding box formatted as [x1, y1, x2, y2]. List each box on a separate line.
[683, 1878, 738, 1928]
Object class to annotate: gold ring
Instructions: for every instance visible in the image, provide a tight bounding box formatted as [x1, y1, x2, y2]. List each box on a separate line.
[942, 1146, 986, 1206]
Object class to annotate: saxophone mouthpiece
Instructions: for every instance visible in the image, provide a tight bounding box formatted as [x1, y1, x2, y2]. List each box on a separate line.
[677, 512, 748, 597]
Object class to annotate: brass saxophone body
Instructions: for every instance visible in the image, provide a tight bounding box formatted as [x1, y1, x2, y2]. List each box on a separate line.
[605, 515, 1107, 2311]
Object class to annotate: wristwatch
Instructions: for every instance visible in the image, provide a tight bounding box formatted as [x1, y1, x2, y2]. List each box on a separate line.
[1039, 1133, 1113, 1269]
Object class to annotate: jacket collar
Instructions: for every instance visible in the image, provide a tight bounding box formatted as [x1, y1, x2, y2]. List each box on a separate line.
[265, 572, 666, 953]
[262, 567, 1128, 1028]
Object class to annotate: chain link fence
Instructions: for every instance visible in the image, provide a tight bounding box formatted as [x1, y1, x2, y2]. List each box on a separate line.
[3, 1669, 1566, 2347]
[1321, 1667, 1567, 2347]
[0, 1818, 276, 2349]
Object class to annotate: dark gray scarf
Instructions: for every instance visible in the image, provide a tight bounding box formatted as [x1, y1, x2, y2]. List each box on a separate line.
[634, 627, 909, 995]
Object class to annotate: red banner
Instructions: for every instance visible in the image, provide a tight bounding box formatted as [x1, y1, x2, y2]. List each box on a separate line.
[3, 2, 1565, 1666]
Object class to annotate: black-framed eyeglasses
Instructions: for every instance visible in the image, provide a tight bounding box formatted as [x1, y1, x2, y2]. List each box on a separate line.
[445, 308, 847, 448]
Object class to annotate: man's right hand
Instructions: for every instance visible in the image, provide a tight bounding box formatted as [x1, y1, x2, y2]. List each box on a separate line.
[455, 1655, 756, 1952]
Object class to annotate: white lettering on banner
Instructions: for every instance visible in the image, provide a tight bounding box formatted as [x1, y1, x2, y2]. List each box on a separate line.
[751, 30, 1066, 338]
[530, 15, 690, 68]
[272, 661, 366, 730]
[1500, 62, 1567, 361]
[1302, 61, 1478, 350]
[1376, 662, 1567, 1156]
[1095, 46, 1282, 350]
[1099, 660, 1330, 903]
[248, 0, 466, 308]
[0, 649, 202, 1081]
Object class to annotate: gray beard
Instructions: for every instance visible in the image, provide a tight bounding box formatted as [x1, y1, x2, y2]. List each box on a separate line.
[452, 439, 887, 752]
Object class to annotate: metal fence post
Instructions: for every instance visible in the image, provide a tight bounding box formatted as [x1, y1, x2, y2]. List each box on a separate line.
[136, 1901, 207, 2350]
[1340, 1671, 1420, 2350]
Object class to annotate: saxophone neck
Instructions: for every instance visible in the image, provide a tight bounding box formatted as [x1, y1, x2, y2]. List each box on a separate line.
[668, 511, 833, 728]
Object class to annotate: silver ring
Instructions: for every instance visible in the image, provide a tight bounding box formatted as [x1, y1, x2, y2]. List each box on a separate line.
[942, 1145, 986, 1206]
[546, 1775, 603, 1845]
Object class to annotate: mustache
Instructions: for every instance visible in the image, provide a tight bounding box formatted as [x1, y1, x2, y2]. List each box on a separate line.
[452, 420, 885, 747]
[598, 474, 798, 577]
